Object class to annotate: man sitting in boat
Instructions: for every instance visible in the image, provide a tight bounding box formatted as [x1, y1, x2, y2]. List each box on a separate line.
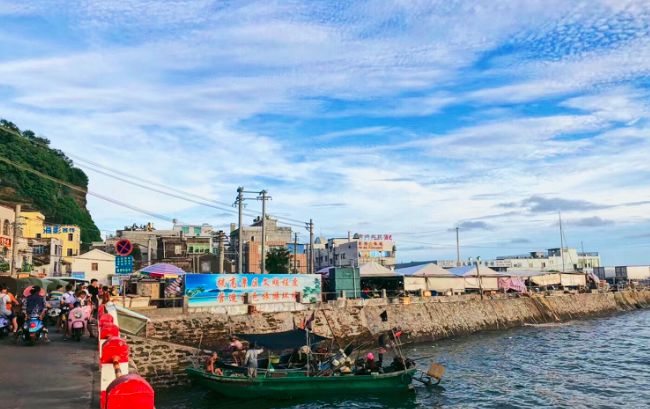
[205, 352, 223, 376]
[244, 342, 264, 378]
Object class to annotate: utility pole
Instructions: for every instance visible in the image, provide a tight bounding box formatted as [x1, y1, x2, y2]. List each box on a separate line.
[258, 190, 271, 274]
[455, 226, 460, 267]
[475, 255, 484, 300]
[217, 231, 225, 273]
[559, 212, 565, 273]
[10, 204, 21, 277]
[308, 219, 314, 275]
[293, 233, 298, 273]
[236, 187, 244, 274]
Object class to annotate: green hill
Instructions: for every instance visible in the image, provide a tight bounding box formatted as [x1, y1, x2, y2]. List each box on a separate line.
[0, 119, 101, 244]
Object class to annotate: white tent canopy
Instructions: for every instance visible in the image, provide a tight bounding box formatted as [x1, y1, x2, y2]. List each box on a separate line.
[396, 263, 455, 277]
[359, 262, 397, 277]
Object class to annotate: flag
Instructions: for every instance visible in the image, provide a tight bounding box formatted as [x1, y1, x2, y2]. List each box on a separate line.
[300, 311, 316, 331]
[380, 310, 388, 322]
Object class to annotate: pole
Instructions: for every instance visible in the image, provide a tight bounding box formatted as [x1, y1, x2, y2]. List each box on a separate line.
[308, 219, 314, 275]
[455, 227, 460, 267]
[260, 190, 267, 274]
[476, 256, 483, 300]
[293, 233, 298, 273]
[218, 231, 225, 273]
[559, 212, 565, 273]
[10, 204, 20, 277]
[237, 187, 244, 274]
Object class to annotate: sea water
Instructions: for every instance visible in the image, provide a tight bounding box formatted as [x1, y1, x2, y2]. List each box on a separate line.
[156, 309, 650, 408]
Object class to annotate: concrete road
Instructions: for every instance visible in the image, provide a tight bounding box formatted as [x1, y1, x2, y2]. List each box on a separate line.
[0, 330, 99, 409]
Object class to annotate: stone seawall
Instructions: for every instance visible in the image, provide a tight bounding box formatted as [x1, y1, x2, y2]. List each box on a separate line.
[133, 290, 650, 388]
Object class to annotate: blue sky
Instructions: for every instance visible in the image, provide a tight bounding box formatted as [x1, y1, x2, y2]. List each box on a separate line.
[1, 1, 650, 265]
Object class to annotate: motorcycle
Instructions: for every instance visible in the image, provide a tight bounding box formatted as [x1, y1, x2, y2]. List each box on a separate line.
[0, 316, 10, 338]
[68, 307, 87, 342]
[22, 312, 46, 346]
[58, 305, 70, 333]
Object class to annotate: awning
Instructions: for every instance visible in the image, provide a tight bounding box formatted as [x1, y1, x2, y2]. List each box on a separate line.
[235, 329, 329, 350]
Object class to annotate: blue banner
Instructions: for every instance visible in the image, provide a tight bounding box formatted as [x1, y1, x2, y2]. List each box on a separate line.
[185, 274, 321, 306]
[115, 256, 134, 275]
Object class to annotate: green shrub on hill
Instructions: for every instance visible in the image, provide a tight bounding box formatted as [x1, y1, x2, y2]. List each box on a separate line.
[0, 119, 101, 244]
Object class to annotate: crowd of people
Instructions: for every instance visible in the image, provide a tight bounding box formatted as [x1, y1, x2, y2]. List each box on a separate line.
[0, 278, 117, 342]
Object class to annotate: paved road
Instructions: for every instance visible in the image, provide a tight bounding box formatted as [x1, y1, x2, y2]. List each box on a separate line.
[0, 329, 99, 409]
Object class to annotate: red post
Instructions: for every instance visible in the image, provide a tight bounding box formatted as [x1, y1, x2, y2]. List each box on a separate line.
[104, 374, 155, 409]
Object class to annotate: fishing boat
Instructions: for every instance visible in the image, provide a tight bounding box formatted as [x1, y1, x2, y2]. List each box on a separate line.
[187, 327, 444, 399]
[186, 367, 418, 399]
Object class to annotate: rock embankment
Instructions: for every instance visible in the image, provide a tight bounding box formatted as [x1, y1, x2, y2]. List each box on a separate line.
[129, 290, 650, 388]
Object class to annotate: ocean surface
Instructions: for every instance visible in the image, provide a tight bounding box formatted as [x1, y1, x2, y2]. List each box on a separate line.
[156, 309, 650, 409]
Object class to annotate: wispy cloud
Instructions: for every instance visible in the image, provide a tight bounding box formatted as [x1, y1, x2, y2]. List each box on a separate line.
[2, 1, 650, 265]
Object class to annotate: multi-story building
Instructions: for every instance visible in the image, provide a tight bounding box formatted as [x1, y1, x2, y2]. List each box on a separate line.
[0, 205, 33, 274]
[496, 248, 600, 272]
[230, 216, 293, 273]
[314, 233, 396, 269]
[70, 249, 116, 285]
[20, 211, 81, 264]
[0, 205, 16, 273]
[29, 237, 63, 276]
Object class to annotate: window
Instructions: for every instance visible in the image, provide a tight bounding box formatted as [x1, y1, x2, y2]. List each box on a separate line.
[36, 233, 42, 239]
[68, 233, 74, 241]
[2, 219, 9, 236]
[174, 245, 182, 255]
[91, 263, 99, 271]
[67, 248, 73, 256]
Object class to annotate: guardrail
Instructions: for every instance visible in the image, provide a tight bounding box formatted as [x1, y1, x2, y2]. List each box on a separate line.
[98, 302, 155, 409]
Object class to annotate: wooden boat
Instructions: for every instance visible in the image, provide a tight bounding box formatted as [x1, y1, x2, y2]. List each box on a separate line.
[186, 367, 417, 399]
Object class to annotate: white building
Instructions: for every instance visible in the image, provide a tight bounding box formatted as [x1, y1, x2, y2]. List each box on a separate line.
[496, 248, 600, 273]
[315, 233, 396, 269]
[615, 266, 650, 282]
[70, 249, 116, 285]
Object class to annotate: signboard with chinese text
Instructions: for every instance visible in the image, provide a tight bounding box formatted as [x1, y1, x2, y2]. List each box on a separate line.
[44, 225, 76, 234]
[0, 237, 11, 247]
[71, 272, 86, 280]
[358, 234, 392, 241]
[185, 274, 321, 306]
[115, 256, 134, 275]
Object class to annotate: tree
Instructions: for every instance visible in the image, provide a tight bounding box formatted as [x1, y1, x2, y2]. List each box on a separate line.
[265, 247, 290, 274]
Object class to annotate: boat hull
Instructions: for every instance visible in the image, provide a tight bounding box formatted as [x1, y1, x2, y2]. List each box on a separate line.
[186, 367, 417, 399]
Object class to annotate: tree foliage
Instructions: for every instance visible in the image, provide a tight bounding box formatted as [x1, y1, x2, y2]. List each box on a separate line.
[0, 119, 101, 244]
[265, 247, 291, 274]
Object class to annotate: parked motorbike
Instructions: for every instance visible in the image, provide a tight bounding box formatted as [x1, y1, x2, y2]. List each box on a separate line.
[68, 307, 87, 342]
[58, 305, 70, 333]
[0, 316, 10, 338]
[22, 313, 46, 346]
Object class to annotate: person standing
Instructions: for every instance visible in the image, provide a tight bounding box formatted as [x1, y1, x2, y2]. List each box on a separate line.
[0, 284, 18, 333]
[88, 279, 99, 318]
[244, 343, 264, 378]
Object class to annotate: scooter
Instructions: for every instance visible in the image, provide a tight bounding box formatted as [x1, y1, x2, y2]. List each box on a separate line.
[22, 312, 46, 346]
[68, 307, 87, 342]
[0, 316, 10, 338]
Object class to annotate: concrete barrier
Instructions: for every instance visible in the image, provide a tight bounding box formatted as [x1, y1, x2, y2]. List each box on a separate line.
[98, 302, 155, 409]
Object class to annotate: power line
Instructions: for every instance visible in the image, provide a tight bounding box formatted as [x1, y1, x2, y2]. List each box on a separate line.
[0, 155, 178, 224]
[68, 154, 308, 227]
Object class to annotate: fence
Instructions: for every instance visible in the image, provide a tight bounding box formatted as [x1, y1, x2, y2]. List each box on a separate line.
[98, 302, 155, 409]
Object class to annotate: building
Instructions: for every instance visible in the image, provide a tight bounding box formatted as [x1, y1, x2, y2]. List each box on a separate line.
[0, 205, 16, 273]
[20, 211, 81, 265]
[286, 243, 308, 274]
[229, 216, 293, 273]
[315, 233, 396, 270]
[0, 205, 33, 274]
[70, 249, 116, 285]
[496, 248, 600, 273]
[156, 235, 216, 273]
[615, 266, 650, 282]
[29, 237, 63, 276]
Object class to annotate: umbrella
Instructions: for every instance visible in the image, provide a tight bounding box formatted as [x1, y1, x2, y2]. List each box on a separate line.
[22, 285, 47, 297]
[44, 278, 68, 292]
[0, 276, 17, 294]
[140, 263, 186, 279]
[17, 277, 51, 296]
